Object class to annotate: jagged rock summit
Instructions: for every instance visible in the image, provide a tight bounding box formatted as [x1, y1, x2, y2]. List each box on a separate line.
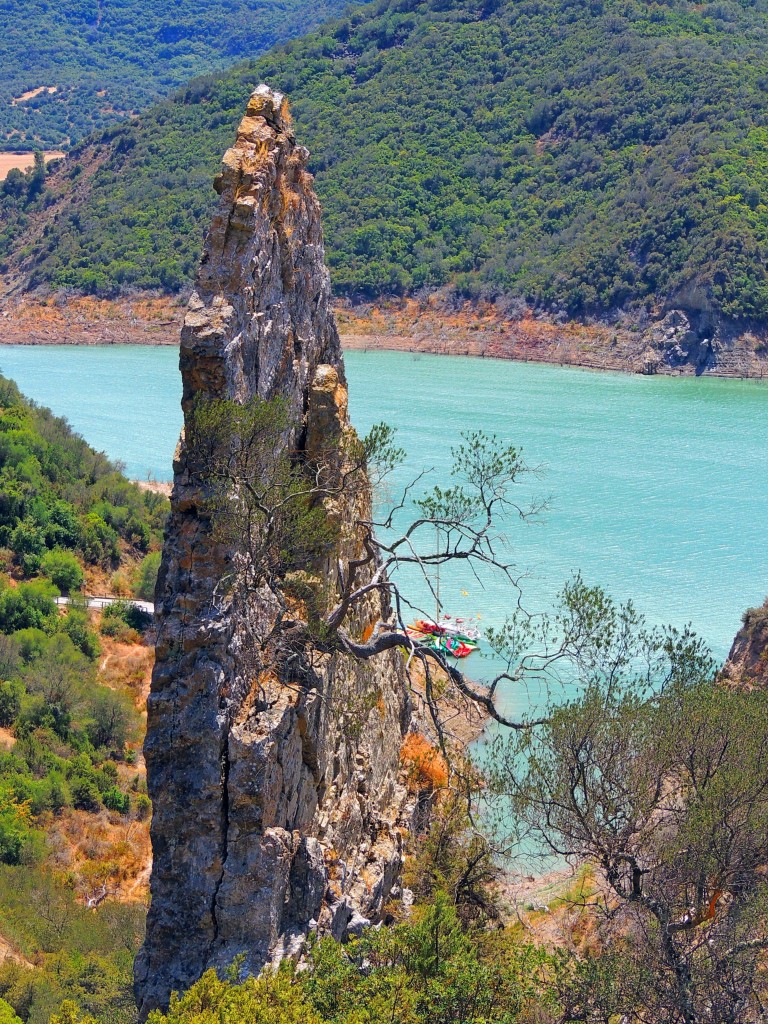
[134, 85, 412, 1016]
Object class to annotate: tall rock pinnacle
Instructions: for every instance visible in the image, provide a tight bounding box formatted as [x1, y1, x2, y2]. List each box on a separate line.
[134, 85, 412, 1016]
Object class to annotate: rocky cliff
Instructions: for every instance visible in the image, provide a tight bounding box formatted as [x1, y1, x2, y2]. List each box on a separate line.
[722, 598, 768, 689]
[134, 85, 412, 1017]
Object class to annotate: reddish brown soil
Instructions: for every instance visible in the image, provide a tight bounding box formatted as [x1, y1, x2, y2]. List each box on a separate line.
[2, 294, 766, 377]
[0, 295, 182, 344]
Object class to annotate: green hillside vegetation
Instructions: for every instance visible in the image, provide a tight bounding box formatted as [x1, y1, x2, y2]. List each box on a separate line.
[0, 374, 161, 1023]
[0, 864, 145, 1024]
[0, 0, 357, 150]
[0, 372, 166, 578]
[0, 366, 164, 845]
[5, 0, 768, 318]
[0, 615, 141, 856]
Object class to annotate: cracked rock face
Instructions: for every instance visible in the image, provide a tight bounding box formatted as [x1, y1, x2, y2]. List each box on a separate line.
[134, 85, 412, 1017]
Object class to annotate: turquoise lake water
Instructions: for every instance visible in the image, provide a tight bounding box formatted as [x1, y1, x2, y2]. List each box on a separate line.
[0, 344, 766, 705]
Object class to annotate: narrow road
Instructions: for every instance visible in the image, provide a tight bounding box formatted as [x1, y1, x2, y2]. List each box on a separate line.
[55, 596, 155, 615]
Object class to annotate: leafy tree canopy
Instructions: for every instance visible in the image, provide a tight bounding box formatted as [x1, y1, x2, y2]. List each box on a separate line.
[0, 372, 167, 575]
[0, 0, 360, 150]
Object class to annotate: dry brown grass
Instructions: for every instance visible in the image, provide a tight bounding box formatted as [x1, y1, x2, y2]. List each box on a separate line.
[98, 635, 154, 712]
[43, 809, 151, 903]
[0, 151, 65, 181]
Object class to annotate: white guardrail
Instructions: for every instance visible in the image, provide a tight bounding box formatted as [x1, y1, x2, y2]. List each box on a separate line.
[55, 596, 155, 615]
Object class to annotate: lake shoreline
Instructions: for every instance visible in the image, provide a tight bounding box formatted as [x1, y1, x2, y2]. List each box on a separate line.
[1, 295, 768, 379]
[339, 332, 768, 380]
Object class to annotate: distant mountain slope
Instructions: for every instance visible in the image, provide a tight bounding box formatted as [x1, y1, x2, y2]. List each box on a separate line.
[4, 0, 768, 320]
[0, 0, 354, 150]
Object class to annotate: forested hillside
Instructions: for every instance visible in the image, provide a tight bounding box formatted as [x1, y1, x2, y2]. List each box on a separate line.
[0, 0, 355, 150]
[0, 374, 168, 1022]
[0, 374, 166, 579]
[3, 0, 768, 319]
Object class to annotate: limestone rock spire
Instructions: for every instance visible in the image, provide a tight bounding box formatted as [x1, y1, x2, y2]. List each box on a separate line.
[134, 86, 411, 1017]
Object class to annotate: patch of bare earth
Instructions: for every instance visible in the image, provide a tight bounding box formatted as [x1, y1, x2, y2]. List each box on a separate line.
[98, 634, 154, 712]
[500, 864, 607, 953]
[0, 931, 33, 969]
[338, 295, 768, 377]
[0, 151, 65, 182]
[134, 479, 172, 498]
[82, 564, 120, 597]
[0, 294, 183, 343]
[2, 292, 767, 376]
[11, 86, 57, 105]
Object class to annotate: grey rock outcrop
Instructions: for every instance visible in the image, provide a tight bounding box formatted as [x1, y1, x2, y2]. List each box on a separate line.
[722, 598, 768, 689]
[134, 85, 412, 1017]
[647, 308, 724, 373]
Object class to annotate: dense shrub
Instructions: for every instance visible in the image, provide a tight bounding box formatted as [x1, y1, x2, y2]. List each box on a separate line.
[68, 776, 102, 814]
[101, 787, 130, 815]
[29, 771, 70, 816]
[134, 551, 161, 602]
[78, 515, 119, 568]
[0, 681, 22, 728]
[85, 690, 134, 755]
[0, 783, 36, 865]
[40, 549, 84, 594]
[133, 793, 151, 822]
[59, 605, 101, 661]
[100, 601, 151, 641]
[0, 999, 21, 1024]
[0, 580, 58, 634]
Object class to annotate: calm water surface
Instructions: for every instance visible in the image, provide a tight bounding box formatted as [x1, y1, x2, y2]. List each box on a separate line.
[0, 344, 765, 691]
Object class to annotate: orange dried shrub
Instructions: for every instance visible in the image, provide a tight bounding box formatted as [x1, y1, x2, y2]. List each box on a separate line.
[361, 621, 375, 643]
[400, 732, 448, 792]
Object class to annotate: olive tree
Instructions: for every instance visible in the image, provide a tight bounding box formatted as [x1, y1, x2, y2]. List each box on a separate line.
[487, 583, 768, 1024]
[184, 393, 555, 743]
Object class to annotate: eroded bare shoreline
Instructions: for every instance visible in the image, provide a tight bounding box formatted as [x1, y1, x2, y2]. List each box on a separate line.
[1, 295, 767, 378]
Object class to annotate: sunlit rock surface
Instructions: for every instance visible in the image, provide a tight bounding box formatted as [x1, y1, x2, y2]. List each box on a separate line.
[134, 85, 412, 1017]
